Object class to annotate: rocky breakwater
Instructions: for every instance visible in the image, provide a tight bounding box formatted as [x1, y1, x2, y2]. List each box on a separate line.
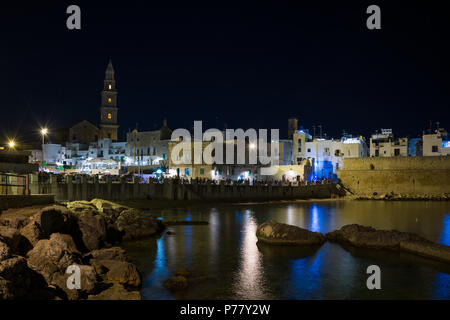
[0, 199, 164, 300]
[326, 224, 450, 264]
[351, 192, 450, 201]
[256, 221, 326, 246]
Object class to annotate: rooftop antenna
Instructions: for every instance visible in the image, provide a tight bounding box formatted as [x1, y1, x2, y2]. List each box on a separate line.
[318, 125, 322, 139]
[436, 121, 440, 131]
[312, 125, 316, 138]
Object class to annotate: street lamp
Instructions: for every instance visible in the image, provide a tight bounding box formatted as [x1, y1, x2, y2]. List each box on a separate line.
[40, 128, 48, 167]
[8, 140, 16, 150]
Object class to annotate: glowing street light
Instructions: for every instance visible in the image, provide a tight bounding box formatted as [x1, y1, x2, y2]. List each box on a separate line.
[249, 143, 256, 150]
[40, 127, 48, 167]
[8, 140, 16, 150]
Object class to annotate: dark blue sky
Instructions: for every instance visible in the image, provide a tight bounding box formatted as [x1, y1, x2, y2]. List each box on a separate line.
[1, 1, 449, 145]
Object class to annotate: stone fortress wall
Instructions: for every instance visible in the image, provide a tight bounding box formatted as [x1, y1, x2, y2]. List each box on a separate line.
[338, 156, 450, 197]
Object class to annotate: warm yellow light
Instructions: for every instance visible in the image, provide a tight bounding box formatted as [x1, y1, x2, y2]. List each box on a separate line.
[108, 84, 112, 89]
[41, 128, 48, 135]
[108, 113, 112, 119]
[108, 98, 112, 103]
[8, 140, 15, 149]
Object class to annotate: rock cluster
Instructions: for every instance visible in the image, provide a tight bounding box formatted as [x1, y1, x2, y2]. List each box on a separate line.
[256, 221, 326, 246]
[353, 192, 450, 201]
[326, 224, 450, 263]
[255, 221, 450, 264]
[0, 199, 164, 300]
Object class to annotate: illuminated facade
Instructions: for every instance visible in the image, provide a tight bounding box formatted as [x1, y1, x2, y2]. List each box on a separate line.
[293, 130, 368, 180]
[125, 120, 172, 168]
[423, 127, 450, 156]
[369, 129, 408, 157]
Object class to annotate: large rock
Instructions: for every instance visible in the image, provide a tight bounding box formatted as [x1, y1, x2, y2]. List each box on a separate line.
[162, 276, 188, 291]
[30, 205, 70, 236]
[400, 240, 450, 264]
[87, 247, 130, 262]
[0, 257, 31, 299]
[326, 224, 427, 249]
[88, 282, 141, 300]
[326, 224, 450, 263]
[116, 209, 164, 241]
[0, 241, 11, 262]
[20, 221, 45, 247]
[50, 264, 99, 300]
[76, 211, 107, 251]
[66, 201, 99, 214]
[90, 199, 129, 219]
[256, 221, 326, 246]
[0, 216, 29, 229]
[95, 259, 141, 287]
[0, 226, 22, 254]
[0, 256, 49, 300]
[27, 233, 82, 285]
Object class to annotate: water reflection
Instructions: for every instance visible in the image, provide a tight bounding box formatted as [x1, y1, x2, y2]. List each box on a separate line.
[233, 210, 266, 299]
[124, 201, 450, 300]
[309, 205, 320, 233]
[440, 214, 450, 245]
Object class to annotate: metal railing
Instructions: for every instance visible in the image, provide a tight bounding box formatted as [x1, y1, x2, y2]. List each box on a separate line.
[0, 172, 28, 195]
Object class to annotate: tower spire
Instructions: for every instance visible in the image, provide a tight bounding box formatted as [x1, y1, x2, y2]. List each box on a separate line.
[99, 58, 119, 141]
[105, 58, 115, 81]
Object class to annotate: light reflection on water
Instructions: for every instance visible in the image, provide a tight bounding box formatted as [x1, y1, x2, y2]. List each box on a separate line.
[233, 210, 266, 299]
[123, 200, 450, 300]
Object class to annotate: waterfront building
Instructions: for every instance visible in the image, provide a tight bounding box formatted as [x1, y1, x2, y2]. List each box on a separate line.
[422, 127, 450, 156]
[168, 135, 310, 183]
[293, 130, 368, 180]
[369, 128, 408, 157]
[125, 119, 172, 171]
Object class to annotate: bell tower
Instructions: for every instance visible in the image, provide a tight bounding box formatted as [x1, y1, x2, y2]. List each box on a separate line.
[99, 58, 119, 141]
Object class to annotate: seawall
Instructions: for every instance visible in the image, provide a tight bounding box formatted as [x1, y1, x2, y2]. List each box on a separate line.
[0, 195, 55, 212]
[338, 156, 450, 197]
[29, 174, 343, 202]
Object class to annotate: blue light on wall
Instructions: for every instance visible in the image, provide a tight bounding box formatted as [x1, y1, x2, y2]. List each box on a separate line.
[313, 160, 333, 180]
[442, 140, 450, 148]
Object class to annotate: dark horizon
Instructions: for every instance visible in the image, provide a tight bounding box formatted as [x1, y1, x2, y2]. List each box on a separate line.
[1, 1, 449, 146]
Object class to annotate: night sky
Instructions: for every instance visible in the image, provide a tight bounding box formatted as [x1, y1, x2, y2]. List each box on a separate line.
[1, 1, 449, 145]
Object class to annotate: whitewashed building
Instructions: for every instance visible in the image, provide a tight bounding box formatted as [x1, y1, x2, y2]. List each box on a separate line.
[125, 120, 172, 168]
[423, 127, 450, 156]
[293, 130, 368, 180]
[369, 129, 408, 157]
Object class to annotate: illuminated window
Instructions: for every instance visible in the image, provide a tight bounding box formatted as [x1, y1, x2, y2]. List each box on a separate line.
[108, 98, 112, 103]
[107, 113, 112, 119]
[108, 84, 112, 89]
